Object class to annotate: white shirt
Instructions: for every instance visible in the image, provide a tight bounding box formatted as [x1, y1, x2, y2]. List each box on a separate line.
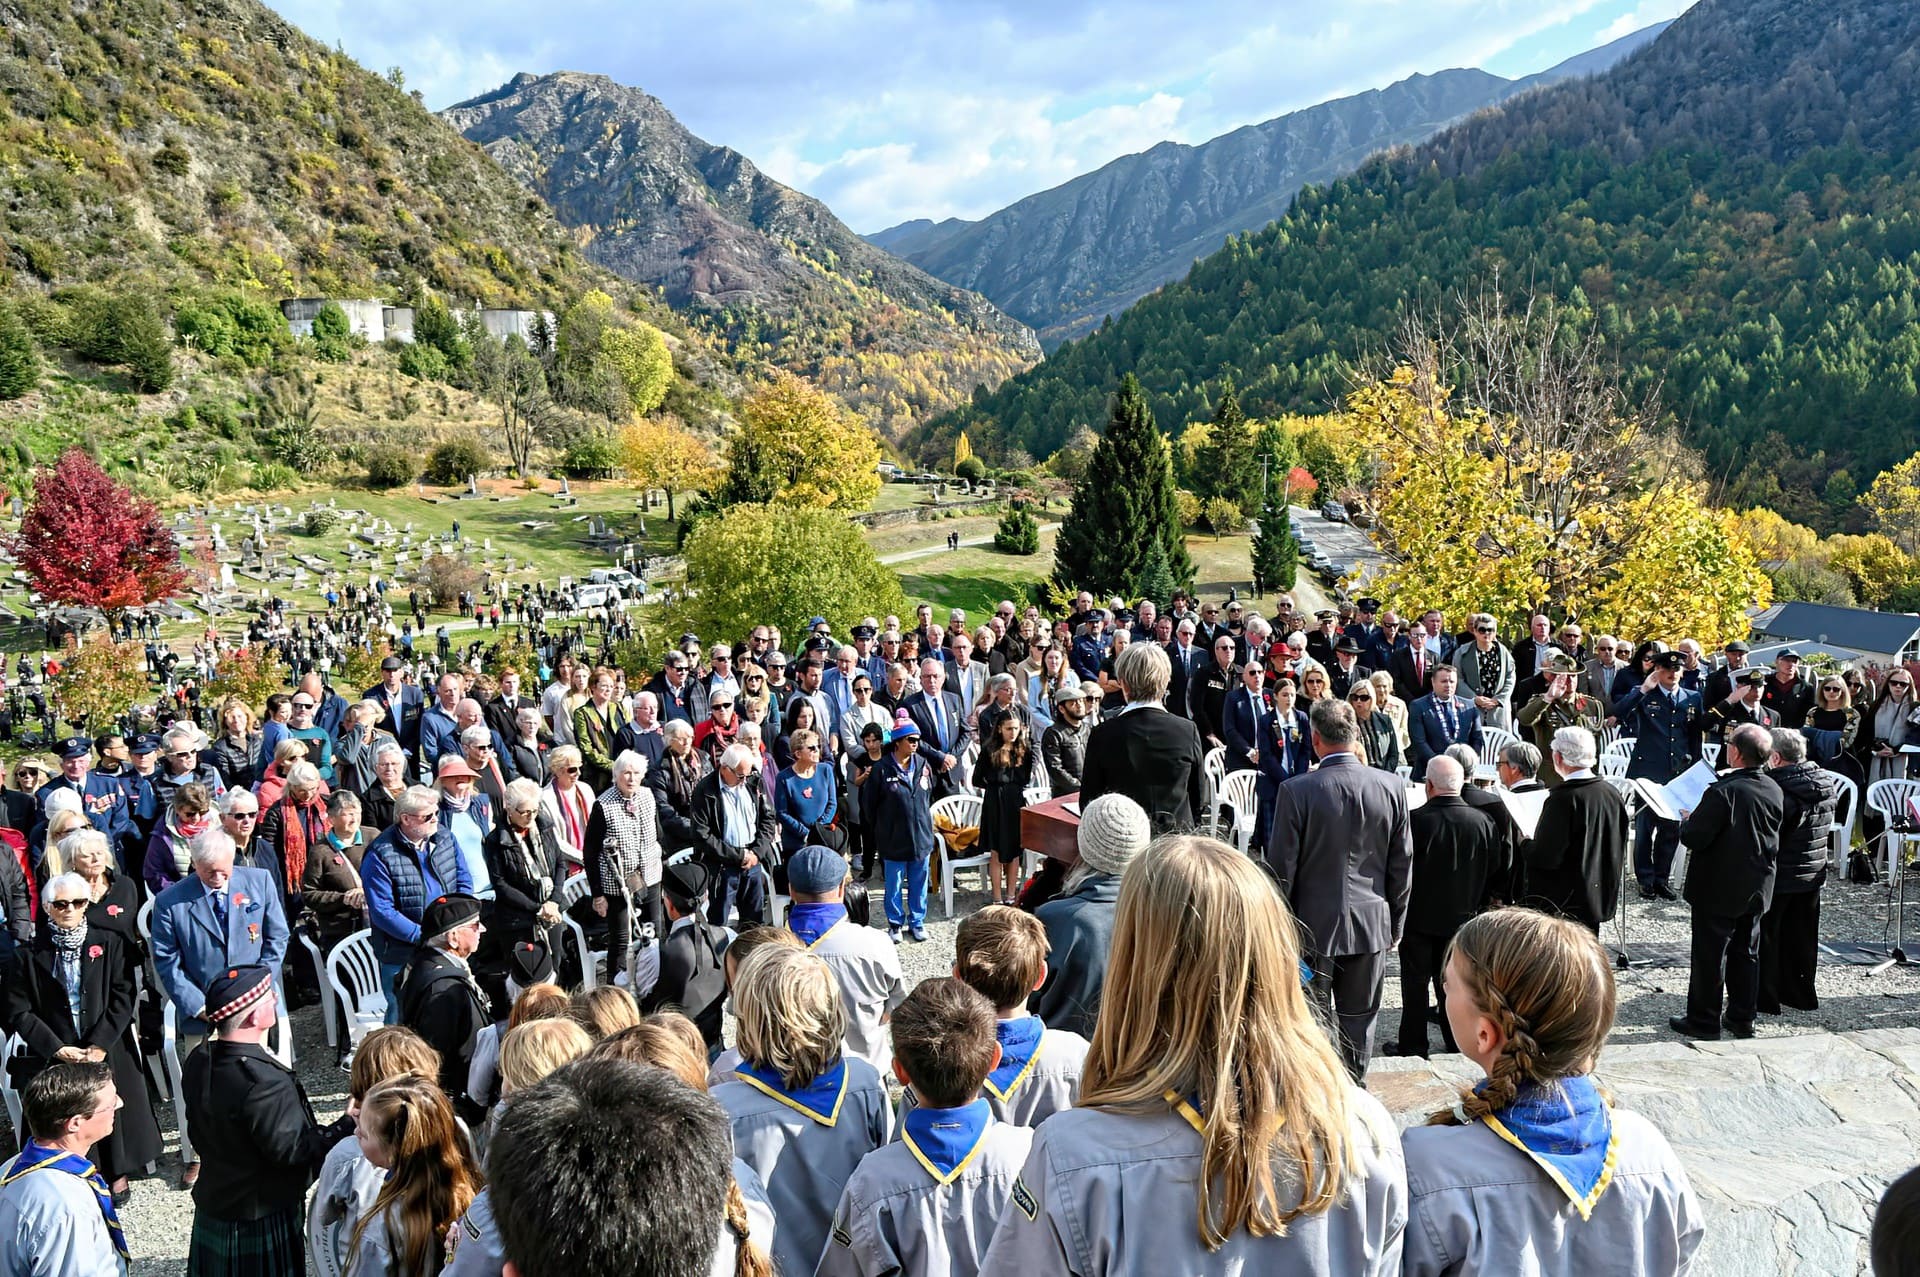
[0, 1150, 127, 1277]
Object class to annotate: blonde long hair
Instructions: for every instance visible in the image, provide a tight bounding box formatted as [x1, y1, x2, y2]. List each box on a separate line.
[346, 1075, 482, 1276]
[1079, 835, 1355, 1250]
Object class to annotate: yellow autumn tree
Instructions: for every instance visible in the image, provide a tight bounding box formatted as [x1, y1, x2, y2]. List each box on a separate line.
[603, 321, 673, 416]
[1734, 507, 1822, 564]
[1864, 451, 1920, 554]
[952, 431, 974, 470]
[1827, 534, 1917, 610]
[618, 414, 720, 522]
[721, 371, 882, 510]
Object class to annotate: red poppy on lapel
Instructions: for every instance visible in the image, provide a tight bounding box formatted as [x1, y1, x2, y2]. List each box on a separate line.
[248, 923, 260, 944]
[232, 893, 250, 909]
[106, 905, 123, 916]
[86, 945, 103, 960]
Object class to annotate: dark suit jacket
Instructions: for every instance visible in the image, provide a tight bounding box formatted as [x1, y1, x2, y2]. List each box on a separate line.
[1078, 706, 1205, 833]
[1220, 685, 1268, 771]
[1407, 695, 1485, 780]
[1407, 795, 1503, 935]
[1389, 647, 1440, 706]
[1163, 642, 1204, 718]
[1264, 752, 1412, 957]
[362, 682, 424, 756]
[1680, 767, 1785, 917]
[1522, 775, 1627, 927]
[182, 1040, 332, 1221]
[643, 916, 730, 1046]
[901, 690, 971, 794]
[483, 694, 533, 745]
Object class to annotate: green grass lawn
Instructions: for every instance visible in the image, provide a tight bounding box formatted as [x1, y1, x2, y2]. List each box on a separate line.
[898, 529, 1057, 614]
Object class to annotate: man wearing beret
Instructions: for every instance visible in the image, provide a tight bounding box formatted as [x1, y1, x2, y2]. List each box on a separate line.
[398, 894, 490, 1119]
[182, 965, 343, 1274]
[1515, 654, 1605, 787]
[640, 862, 732, 1048]
[32, 738, 135, 875]
[1613, 648, 1705, 900]
[785, 845, 905, 1074]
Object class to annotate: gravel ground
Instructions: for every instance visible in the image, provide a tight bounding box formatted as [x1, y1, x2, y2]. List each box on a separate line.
[103, 865, 1920, 1273]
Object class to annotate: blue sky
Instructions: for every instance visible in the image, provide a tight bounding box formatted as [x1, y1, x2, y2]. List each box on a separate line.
[268, 0, 1698, 233]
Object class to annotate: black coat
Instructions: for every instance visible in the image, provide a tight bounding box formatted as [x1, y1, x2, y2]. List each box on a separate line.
[1079, 706, 1206, 834]
[1767, 761, 1838, 895]
[1521, 776, 1628, 928]
[482, 817, 566, 939]
[6, 927, 163, 1178]
[1406, 796, 1504, 936]
[398, 947, 490, 1104]
[1680, 768, 1785, 917]
[183, 1040, 332, 1220]
[688, 771, 779, 873]
[642, 917, 730, 1046]
[1265, 752, 1412, 958]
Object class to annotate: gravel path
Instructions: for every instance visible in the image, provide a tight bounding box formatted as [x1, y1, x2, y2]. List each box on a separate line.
[105, 864, 1920, 1272]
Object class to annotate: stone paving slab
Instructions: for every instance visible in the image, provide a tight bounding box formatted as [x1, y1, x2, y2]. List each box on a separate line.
[1366, 1028, 1920, 1276]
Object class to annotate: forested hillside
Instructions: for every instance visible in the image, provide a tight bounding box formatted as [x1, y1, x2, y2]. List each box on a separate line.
[934, 0, 1920, 528]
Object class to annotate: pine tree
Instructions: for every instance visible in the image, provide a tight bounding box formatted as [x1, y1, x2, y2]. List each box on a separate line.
[1194, 384, 1256, 509]
[112, 301, 174, 393]
[0, 306, 38, 399]
[1132, 539, 1176, 611]
[1054, 374, 1193, 595]
[1251, 501, 1298, 594]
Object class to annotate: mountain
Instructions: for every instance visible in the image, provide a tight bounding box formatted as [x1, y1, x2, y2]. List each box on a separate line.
[870, 23, 1669, 348]
[0, 0, 618, 307]
[442, 72, 1041, 437]
[934, 0, 1920, 529]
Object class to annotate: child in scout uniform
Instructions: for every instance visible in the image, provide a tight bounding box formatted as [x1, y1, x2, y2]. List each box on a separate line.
[1400, 908, 1704, 1276]
[819, 979, 1033, 1277]
[978, 836, 1406, 1277]
[712, 946, 892, 1277]
[785, 845, 906, 1075]
[938, 906, 1088, 1128]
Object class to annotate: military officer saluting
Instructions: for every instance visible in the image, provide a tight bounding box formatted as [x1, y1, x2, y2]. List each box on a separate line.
[1613, 649, 1704, 901]
[1706, 668, 1779, 742]
[1514, 654, 1603, 786]
[33, 738, 136, 873]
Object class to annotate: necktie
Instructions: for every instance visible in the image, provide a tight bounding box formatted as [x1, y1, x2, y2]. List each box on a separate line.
[933, 698, 947, 749]
[1415, 648, 1425, 682]
[213, 890, 229, 930]
[1440, 697, 1458, 740]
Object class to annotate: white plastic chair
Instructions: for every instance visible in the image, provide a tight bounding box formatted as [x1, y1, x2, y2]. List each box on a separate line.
[133, 899, 171, 1100]
[558, 873, 602, 990]
[932, 794, 989, 919]
[1603, 774, 1640, 817]
[299, 930, 337, 1052]
[1828, 771, 1859, 868]
[1219, 770, 1261, 854]
[161, 1001, 194, 1164]
[955, 740, 982, 797]
[0, 1036, 23, 1138]
[1201, 747, 1227, 833]
[323, 929, 386, 1055]
[1867, 779, 1920, 879]
[1476, 727, 1519, 782]
[1599, 738, 1636, 779]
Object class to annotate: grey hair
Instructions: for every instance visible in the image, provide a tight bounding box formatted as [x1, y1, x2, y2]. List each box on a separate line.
[163, 722, 206, 752]
[1308, 698, 1358, 746]
[1425, 755, 1466, 795]
[661, 720, 694, 745]
[1443, 744, 1480, 776]
[395, 785, 441, 820]
[325, 789, 362, 818]
[284, 761, 321, 789]
[1769, 728, 1807, 764]
[56, 829, 109, 868]
[217, 789, 259, 816]
[373, 739, 408, 764]
[1552, 726, 1597, 769]
[1500, 741, 1541, 776]
[1245, 616, 1272, 639]
[610, 751, 649, 783]
[737, 722, 764, 746]
[460, 724, 493, 748]
[189, 828, 237, 867]
[987, 672, 1017, 694]
[718, 743, 758, 775]
[42, 873, 90, 912]
[1113, 642, 1171, 702]
[548, 743, 584, 769]
[1286, 630, 1309, 648]
[504, 777, 544, 814]
[1469, 612, 1496, 630]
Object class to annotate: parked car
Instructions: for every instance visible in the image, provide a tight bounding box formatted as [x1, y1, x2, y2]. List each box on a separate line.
[1321, 500, 1349, 523]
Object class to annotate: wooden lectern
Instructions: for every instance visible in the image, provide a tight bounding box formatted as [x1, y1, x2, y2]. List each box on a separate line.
[1021, 793, 1081, 866]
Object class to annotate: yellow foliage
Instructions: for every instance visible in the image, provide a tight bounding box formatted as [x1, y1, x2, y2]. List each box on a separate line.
[1734, 507, 1822, 563]
[734, 371, 882, 510]
[618, 415, 719, 499]
[1864, 451, 1920, 554]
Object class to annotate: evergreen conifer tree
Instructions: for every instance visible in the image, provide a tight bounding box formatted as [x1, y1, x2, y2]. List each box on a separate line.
[113, 301, 173, 394]
[1054, 374, 1193, 595]
[1194, 384, 1256, 509]
[1251, 501, 1298, 594]
[1132, 540, 1176, 611]
[0, 306, 38, 400]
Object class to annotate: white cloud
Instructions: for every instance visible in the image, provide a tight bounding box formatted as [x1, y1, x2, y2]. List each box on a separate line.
[263, 0, 1668, 231]
[1597, 0, 1696, 42]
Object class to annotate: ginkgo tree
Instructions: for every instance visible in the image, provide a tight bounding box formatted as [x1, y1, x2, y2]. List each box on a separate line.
[1345, 284, 1769, 645]
[7, 450, 185, 625]
[619, 415, 721, 521]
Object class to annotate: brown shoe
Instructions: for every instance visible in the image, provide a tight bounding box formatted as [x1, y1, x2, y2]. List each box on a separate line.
[181, 1160, 199, 1189]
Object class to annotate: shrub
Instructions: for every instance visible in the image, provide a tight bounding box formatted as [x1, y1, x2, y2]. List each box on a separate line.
[994, 505, 1040, 555]
[0, 306, 39, 399]
[152, 140, 191, 177]
[250, 462, 298, 491]
[310, 302, 353, 362]
[1175, 489, 1202, 528]
[424, 437, 491, 486]
[304, 508, 341, 536]
[365, 444, 417, 489]
[1203, 497, 1245, 536]
[398, 340, 448, 381]
[561, 434, 620, 479]
[412, 553, 483, 608]
[955, 456, 987, 486]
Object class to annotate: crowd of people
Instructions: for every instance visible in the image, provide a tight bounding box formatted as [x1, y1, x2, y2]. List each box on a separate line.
[0, 584, 1915, 1275]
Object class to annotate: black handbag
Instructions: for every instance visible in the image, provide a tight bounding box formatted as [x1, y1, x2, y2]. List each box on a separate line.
[810, 820, 850, 855]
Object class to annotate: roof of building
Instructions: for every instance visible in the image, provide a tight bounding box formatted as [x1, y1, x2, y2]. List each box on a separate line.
[1749, 601, 1920, 655]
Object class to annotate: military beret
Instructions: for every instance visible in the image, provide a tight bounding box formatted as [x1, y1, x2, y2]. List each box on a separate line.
[421, 893, 482, 943]
[507, 938, 555, 987]
[204, 964, 275, 1024]
[662, 859, 711, 909]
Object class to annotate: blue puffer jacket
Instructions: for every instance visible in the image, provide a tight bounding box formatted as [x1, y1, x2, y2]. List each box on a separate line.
[362, 825, 470, 963]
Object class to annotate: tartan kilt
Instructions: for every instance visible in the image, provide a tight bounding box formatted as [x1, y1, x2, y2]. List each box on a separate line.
[187, 1204, 305, 1276]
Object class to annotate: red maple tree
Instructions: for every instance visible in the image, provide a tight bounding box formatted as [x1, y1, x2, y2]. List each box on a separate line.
[1286, 466, 1320, 501]
[6, 449, 185, 618]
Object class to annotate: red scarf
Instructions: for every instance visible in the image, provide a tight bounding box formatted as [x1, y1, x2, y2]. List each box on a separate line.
[279, 796, 320, 890]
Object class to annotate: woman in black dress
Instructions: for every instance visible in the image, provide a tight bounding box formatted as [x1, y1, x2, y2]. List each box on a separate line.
[482, 778, 568, 958]
[974, 678, 1035, 907]
[6, 869, 164, 1200]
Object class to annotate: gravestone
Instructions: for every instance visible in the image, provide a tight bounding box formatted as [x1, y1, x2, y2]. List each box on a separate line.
[559, 476, 572, 496]
[218, 564, 235, 591]
[8, 497, 21, 520]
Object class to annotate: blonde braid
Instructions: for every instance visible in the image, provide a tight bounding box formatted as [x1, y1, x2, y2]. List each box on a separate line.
[724, 1178, 773, 1277]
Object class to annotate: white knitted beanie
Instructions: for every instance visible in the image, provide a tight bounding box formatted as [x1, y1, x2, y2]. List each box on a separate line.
[1076, 794, 1152, 877]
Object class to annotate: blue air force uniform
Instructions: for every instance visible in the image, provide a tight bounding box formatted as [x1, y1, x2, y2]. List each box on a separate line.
[1612, 662, 1705, 894]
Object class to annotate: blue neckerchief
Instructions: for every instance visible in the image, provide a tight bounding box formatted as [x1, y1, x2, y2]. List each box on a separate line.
[734, 1058, 849, 1126]
[984, 1016, 1046, 1100]
[1479, 1074, 1618, 1220]
[789, 903, 848, 948]
[1, 1140, 128, 1259]
[901, 1098, 992, 1185]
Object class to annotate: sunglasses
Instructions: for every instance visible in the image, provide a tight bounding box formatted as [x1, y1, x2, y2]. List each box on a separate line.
[1474, 627, 1495, 634]
[1892, 680, 1913, 689]
[48, 899, 87, 910]
[1350, 693, 1373, 702]
[169, 750, 196, 759]
[712, 703, 735, 711]
[853, 685, 871, 693]
[291, 701, 315, 709]
[229, 810, 258, 820]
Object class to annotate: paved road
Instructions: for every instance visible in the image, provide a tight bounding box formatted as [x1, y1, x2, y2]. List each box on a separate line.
[878, 523, 1057, 566]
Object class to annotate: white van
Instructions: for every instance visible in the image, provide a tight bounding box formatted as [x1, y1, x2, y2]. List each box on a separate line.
[589, 568, 641, 590]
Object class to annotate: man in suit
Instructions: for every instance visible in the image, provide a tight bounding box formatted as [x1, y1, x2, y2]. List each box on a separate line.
[1522, 726, 1628, 931]
[1343, 597, 1383, 650]
[1388, 634, 1438, 706]
[689, 743, 779, 929]
[1706, 667, 1779, 742]
[1163, 618, 1203, 719]
[1701, 638, 1751, 709]
[1510, 614, 1560, 683]
[1585, 635, 1634, 717]
[1304, 611, 1343, 669]
[1395, 755, 1502, 1057]
[1671, 724, 1785, 1041]
[901, 659, 971, 798]
[1265, 698, 1412, 1081]
[1220, 660, 1269, 775]
[1613, 649, 1705, 901]
[1079, 644, 1205, 834]
[419, 672, 467, 772]
[151, 830, 290, 1039]
[1326, 637, 1374, 701]
[1407, 665, 1484, 780]
[1187, 633, 1239, 749]
[483, 669, 532, 745]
